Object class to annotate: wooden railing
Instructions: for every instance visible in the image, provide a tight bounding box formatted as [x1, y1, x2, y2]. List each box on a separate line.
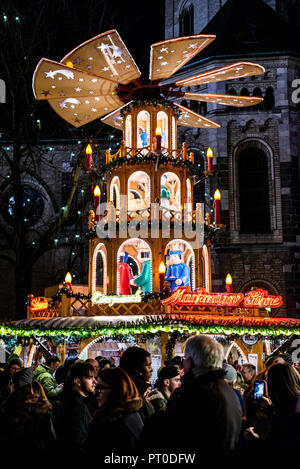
[106, 141, 194, 164]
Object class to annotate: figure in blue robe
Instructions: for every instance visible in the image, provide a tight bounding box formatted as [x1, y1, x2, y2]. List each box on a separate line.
[165, 250, 190, 292]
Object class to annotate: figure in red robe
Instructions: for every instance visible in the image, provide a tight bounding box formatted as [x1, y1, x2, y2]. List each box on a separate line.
[118, 251, 133, 295]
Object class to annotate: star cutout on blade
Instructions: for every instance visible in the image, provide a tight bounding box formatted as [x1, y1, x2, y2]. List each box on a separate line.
[41, 90, 50, 96]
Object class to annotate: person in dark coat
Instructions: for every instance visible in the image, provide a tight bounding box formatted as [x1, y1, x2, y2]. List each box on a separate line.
[243, 362, 300, 448]
[84, 367, 144, 451]
[119, 346, 154, 423]
[0, 367, 55, 449]
[56, 361, 97, 449]
[140, 335, 242, 450]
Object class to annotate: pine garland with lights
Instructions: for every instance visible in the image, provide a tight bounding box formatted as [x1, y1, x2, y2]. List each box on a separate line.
[98, 154, 206, 178]
[1, 314, 300, 340]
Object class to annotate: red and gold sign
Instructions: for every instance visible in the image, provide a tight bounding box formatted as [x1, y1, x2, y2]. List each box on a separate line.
[162, 287, 282, 309]
[30, 297, 48, 313]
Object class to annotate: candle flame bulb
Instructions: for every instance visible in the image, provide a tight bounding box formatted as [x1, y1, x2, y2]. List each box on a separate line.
[156, 126, 162, 136]
[159, 262, 166, 274]
[226, 273, 232, 285]
[86, 144, 92, 155]
[94, 185, 101, 197]
[214, 189, 221, 200]
[207, 147, 213, 158]
[65, 272, 72, 284]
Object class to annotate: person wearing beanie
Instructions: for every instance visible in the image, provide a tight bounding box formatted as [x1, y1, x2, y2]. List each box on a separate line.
[12, 366, 33, 389]
[148, 366, 181, 412]
[223, 363, 244, 411]
[0, 358, 22, 404]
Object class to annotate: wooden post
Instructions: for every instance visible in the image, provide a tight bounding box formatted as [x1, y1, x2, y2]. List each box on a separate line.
[106, 149, 110, 164]
[190, 152, 194, 163]
[61, 293, 71, 317]
[182, 142, 187, 160]
[161, 331, 169, 366]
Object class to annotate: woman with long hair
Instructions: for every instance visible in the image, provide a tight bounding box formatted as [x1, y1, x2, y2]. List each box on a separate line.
[84, 367, 144, 451]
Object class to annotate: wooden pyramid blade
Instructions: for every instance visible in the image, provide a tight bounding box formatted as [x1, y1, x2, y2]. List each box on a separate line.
[175, 103, 220, 128]
[150, 34, 216, 81]
[47, 93, 124, 128]
[33, 58, 119, 100]
[101, 101, 134, 130]
[176, 62, 265, 87]
[61, 30, 141, 85]
[184, 92, 263, 107]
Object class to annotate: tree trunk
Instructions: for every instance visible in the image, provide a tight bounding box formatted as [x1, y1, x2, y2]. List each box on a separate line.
[15, 262, 32, 320]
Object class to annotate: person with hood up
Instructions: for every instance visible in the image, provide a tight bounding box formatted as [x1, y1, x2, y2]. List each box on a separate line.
[84, 367, 144, 451]
[119, 346, 154, 423]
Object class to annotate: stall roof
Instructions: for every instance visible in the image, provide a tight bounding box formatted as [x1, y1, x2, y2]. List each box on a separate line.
[2, 314, 300, 338]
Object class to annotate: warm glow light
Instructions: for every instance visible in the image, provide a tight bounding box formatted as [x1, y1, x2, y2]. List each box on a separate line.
[214, 189, 221, 200]
[207, 147, 213, 158]
[159, 262, 166, 274]
[65, 272, 72, 284]
[226, 273, 232, 285]
[86, 144, 92, 155]
[91, 290, 142, 306]
[94, 185, 101, 197]
[66, 61, 73, 68]
[156, 126, 162, 136]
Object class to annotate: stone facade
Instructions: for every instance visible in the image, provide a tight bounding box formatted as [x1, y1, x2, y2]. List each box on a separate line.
[164, 0, 300, 317]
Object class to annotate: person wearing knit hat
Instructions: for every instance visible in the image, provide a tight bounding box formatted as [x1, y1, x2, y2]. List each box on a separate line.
[223, 363, 238, 384]
[148, 366, 181, 412]
[223, 363, 244, 410]
[12, 367, 33, 389]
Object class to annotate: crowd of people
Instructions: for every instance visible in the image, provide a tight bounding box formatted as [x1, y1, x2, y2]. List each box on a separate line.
[0, 336, 300, 452]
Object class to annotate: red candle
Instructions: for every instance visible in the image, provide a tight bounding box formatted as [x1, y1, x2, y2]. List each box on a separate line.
[156, 126, 162, 152]
[214, 189, 221, 225]
[86, 144, 92, 169]
[226, 274, 233, 292]
[159, 262, 166, 291]
[65, 272, 72, 292]
[207, 147, 213, 171]
[94, 185, 101, 222]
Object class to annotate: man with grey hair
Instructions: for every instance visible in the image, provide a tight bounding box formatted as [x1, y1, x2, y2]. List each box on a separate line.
[140, 335, 242, 450]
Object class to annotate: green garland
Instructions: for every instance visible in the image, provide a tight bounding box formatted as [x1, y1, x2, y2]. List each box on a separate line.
[1, 318, 299, 340]
[98, 154, 205, 177]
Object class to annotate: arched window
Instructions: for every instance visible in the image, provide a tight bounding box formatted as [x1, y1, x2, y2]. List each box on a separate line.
[128, 171, 150, 214]
[253, 87, 263, 111]
[157, 111, 168, 148]
[238, 147, 271, 234]
[179, 4, 194, 36]
[125, 115, 132, 148]
[241, 88, 250, 96]
[110, 176, 120, 209]
[161, 172, 181, 215]
[263, 87, 275, 110]
[92, 243, 107, 294]
[137, 110, 150, 148]
[229, 88, 237, 96]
